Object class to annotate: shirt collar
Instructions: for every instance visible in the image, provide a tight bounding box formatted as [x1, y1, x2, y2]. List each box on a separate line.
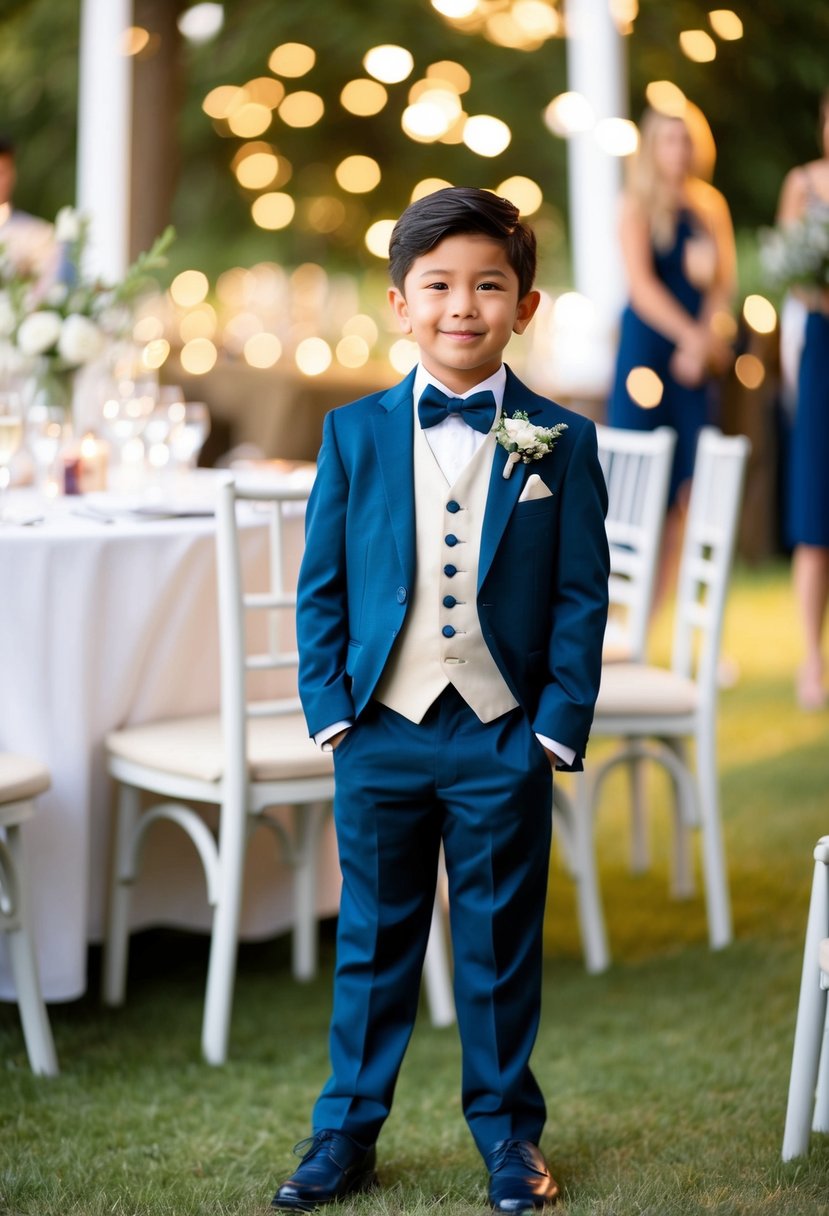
[413, 363, 506, 414]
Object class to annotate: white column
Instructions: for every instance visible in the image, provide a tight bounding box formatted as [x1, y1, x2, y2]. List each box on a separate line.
[77, 0, 133, 280]
[557, 0, 627, 400]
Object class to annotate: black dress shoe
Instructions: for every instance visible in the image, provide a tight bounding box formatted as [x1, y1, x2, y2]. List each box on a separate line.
[486, 1140, 559, 1212]
[271, 1129, 378, 1211]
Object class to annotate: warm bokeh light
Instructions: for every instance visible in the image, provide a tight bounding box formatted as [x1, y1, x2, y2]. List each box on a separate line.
[389, 338, 419, 374]
[595, 117, 639, 156]
[295, 337, 333, 376]
[179, 305, 218, 343]
[227, 103, 272, 138]
[402, 100, 452, 142]
[243, 77, 286, 109]
[552, 291, 595, 327]
[363, 45, 414, 85]
[278, 91, 325, 128]
[431, 0, 480, 17]
[251, 192, 296, 230]
[496, 175, 543, 215]
[180, 338, 218, 375]
[304, 196, 347, 233]
[439, 113, 468, 145]
[178, 3, 224, 43]
[679, 30, 717, 62]
[203, 85, 245, 120]
[626, 366, 664, 409]
[343, 314, 379, 345]
[170, 270, 209, 308]
[743, 294, 777, 334]
[645, 80, 687, 117]
[365, 219, 396, 259]
[710, 310, 738, 341]
[340, 79, 388, 116]
[121, 26, 150, 56]
[142, 338, 170, 370]
[609, 0, 639, 27]
[411, 177, 454, 201]
[336, 335, 370, 368]
[486, 12, 533, 49]
[223, 311, 263, 351]
[335, 155, 382, 193]
[544, 91, 595, 136]
[268, 43, 316, 78]
[235, 151, 280, 190]
[708, 9, 743, 39]
[512, 1, 560, 39]
[734, 353, 765, 389]
[427, 60, 471, 93]
[133, 314, 164, 343]
[463, 114, 511, 156]
[244, 332, 283, 368]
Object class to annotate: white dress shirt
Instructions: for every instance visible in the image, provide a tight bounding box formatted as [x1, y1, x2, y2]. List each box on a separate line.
[315, 364, 576, 768]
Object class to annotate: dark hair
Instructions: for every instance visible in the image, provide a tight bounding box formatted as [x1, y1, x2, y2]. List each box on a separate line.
[0, 136, 16, 159]
[388, 186, 537, 298]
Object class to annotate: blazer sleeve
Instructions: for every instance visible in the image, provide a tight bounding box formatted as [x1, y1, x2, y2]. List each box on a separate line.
[296, 410, 356, 736]
[531, 420, 609, 768]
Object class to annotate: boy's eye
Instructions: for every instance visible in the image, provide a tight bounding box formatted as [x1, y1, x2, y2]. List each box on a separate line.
[427, 281, 448, 290]
[477, 281, 503, 291]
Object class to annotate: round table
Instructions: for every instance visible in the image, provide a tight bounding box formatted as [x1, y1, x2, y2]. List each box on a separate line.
[0, 471, 340, 1001]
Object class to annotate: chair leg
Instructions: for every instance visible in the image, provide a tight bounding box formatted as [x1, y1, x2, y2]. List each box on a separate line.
[291, 801, 328, 982]
[102, 782, 142, 1006]
[4, 822, 59, 1077]
[627, 751, 650, 875]
[667, 738, 695, 900]
[567, 776, 610, 974]
[423, 887, 455, 1028]
[201, 791, 247, 1066]
[695, 722, 732, 949]
[813, 997, 829, 1134]
[783, 850, 829, 1159]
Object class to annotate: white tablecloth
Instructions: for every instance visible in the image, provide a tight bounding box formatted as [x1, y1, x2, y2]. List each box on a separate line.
[0, 473, 340, 1001]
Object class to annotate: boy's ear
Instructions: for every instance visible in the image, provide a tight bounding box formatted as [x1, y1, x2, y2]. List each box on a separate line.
[388, 286, 412, 333]
[513, 289, 541, 335]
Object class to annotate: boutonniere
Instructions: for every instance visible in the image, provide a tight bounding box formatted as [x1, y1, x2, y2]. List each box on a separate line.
[494, 411, 568, 479]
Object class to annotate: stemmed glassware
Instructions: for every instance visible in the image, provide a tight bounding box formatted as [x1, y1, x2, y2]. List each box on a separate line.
[0, 390, 24, 514]
[168, 401, 211, 471]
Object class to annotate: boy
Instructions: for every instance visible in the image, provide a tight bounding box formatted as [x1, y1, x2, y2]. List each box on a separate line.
[274, 187, 609, 1211]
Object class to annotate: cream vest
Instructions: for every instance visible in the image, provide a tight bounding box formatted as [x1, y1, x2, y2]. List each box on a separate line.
[374, 411, 518, 724]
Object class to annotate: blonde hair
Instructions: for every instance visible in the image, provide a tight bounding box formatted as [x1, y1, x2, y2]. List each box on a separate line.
[627, 107, 714, 250]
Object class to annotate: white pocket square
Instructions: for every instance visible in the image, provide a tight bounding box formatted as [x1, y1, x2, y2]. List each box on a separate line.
[518, 473, 553, 503]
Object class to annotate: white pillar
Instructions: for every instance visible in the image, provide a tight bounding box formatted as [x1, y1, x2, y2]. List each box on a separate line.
[77, 0, 132, 280]
[557, 0, 627, 399]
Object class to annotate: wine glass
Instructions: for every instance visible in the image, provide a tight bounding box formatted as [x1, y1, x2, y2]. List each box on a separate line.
[26, 404, 66, 492]
[0, 390, 24, 509]
[169, 401, 211, 471]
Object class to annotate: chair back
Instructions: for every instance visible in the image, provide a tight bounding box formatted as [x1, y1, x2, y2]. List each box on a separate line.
[672, 428, 750, 700]
[596, 424, 676, 662]
[215, 477, 311, 792]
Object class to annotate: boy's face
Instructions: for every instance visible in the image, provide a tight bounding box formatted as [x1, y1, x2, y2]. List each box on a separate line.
[388, 232, 540, 394]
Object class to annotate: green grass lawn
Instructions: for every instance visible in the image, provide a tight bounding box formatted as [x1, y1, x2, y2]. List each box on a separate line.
[2, 561, 829, 1215]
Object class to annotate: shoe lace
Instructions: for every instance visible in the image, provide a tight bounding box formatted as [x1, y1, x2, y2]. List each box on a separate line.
[489, 1140, 543, 1175]
[292, 1131, 336, 1161]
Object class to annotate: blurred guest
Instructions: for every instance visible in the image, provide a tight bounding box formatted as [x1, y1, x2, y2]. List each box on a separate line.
[775, 91, 829, 710]
[0, 135, 59, 292]
[607, 107, 736, 603]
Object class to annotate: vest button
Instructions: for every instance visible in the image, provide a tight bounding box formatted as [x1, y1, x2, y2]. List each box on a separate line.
[443, 564, 457, 577]
[446, 500, 461, 514]
[397, 586, 407, 604]
[445, 534, 458, 547]
[443, 595, 456, 608]
[442, 625, 456, 638]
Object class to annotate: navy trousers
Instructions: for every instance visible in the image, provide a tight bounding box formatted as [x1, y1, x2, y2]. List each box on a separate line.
[313, 685, 553, 1157]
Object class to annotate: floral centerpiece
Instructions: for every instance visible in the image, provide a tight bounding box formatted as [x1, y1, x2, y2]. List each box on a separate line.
[0, 207, 174, 413]
[759, 201, 829, 297]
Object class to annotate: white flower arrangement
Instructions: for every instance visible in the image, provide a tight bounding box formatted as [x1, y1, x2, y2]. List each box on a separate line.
[494, 409, 568, 479]
[759, 201, 829, 294]
[0, 208, 173, 404]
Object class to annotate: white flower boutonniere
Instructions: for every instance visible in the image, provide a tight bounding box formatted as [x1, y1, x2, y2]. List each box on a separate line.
[494, 410, 568, 479]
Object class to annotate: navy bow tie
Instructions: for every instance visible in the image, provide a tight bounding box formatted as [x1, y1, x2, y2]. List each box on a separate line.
[417, 384, 497, 435]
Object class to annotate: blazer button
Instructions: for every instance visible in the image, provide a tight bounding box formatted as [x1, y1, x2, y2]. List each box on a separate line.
[442, 625, 456, 638]
[446, 500, 461, 514]
[445, 534, 458, 547]
[443, 564, 457, 577]
[443, 595, 456, 608]
[397, 586, 407, 604]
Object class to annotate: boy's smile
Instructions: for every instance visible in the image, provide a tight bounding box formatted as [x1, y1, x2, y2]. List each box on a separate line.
[388, 233, 540, 394]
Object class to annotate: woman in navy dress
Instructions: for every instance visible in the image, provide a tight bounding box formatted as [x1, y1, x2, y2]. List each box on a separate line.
[776, 91, 829, 710]
[608, 107, 736, 600]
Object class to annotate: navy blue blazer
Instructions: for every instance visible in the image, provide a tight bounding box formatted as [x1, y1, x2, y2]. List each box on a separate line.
[296, 366, 609, 771]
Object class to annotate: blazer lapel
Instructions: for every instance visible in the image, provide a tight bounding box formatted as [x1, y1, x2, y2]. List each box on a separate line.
[372, 369, 416, 585]
[478, 368, 538, 590]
